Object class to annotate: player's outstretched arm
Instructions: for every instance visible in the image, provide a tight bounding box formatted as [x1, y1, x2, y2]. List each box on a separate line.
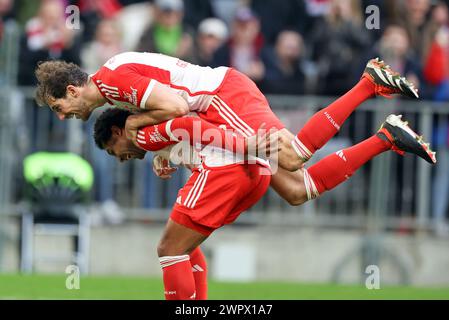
[138, 116, 248, 156]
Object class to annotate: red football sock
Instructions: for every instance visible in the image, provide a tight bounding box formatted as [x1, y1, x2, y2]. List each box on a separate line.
[293, 78, 375, 161]
[190, 247, 208, 300]
[303, 135, 391, 199]
[159, 255, 196, 300]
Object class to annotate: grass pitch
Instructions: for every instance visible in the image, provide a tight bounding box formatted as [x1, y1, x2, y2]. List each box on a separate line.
[0, 274, 448, 300]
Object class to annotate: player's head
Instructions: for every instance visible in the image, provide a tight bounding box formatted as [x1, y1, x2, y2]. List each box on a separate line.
[35, 60, 93, 121]
[94, 109, 146, 162]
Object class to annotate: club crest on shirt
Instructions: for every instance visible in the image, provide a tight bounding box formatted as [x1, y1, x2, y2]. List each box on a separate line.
[123, 86, 138, 105]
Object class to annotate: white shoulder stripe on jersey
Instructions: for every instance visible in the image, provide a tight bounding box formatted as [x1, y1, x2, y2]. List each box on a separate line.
[103, 92, 120, 98]
[103, 91, 120, 98]
[99, 83, 119, 90]
[101, 88, 120, 95]
[165, 119, 179, 142]
[140, 79, 157, 109]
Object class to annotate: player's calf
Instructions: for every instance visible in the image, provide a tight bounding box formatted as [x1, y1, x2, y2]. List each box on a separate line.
[158, 219, 208, 300]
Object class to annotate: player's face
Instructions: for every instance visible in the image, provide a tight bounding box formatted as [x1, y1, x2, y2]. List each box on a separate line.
[104, 127, 146, 162]
[48, 86, 92, 121]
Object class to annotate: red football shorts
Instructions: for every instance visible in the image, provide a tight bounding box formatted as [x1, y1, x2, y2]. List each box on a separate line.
[170, 163, 271, 236]
[199, 68, 285, 137]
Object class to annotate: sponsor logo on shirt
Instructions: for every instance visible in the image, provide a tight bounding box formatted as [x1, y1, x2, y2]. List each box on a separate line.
[149, 126, 169, 144]
[123, 86, 138, 105]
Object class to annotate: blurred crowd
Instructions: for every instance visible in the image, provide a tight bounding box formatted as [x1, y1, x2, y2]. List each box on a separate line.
[2, 0, 449, 231]
[0, 0, 448, 99]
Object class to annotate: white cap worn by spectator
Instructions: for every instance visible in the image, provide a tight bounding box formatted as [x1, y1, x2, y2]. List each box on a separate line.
[198, 18, 228, 40]
[155, 0, 184, 12]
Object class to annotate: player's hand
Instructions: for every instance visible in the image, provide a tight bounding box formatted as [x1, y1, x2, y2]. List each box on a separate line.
[246, 123, 280, 159]
[153, 155, 177, 180]
[125, 115, 140, 146]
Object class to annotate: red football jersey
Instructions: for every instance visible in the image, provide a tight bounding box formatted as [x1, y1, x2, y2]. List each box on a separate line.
[90, 52, 229, 112]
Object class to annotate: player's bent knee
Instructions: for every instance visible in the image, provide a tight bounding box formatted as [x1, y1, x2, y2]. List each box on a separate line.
[157, 242, 167, 258]
[157, 241, 183, 258]
[279, 190, 308, 206]
[157, 239, 195, 257]
[286, 195, 308, 207]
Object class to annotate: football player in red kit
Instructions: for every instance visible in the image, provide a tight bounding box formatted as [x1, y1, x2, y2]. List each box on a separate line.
[94, 107, 434, 300]
[93, 109, 272, 300]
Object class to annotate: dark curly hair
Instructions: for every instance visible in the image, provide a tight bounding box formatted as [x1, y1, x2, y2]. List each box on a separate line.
[35, 60, 89, 106]
[94, 108, 132, 149]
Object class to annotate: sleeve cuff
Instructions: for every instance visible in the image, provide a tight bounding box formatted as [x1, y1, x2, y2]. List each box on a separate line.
[140, 79, 156, 109]
[165, 119, 179, 142]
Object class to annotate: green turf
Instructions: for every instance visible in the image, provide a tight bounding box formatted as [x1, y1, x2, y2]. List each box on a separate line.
[0, 274, 448, 300]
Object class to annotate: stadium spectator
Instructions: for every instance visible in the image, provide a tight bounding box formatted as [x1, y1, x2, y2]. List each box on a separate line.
[191, 17, 228, 67]
[212, 6, 265, 83]
[136, 0, 194, 61]
[250, 0, 309, 45]
[81, 18, 123, 73]
[421, 1, 449, 236]
[423, 1, 449, 100]
[361, 25, 422, 97]
[18, 0, 82, 85]
[0, 0, 15, 85]
[0, 0, 14, 41]
[114, 1, 153, 51]
[208, 0, 242, 26]
[392, 0, 432, 59]
[261, 30, 307, 95]
[74, 0, 123, 44]
[303, 0, 331, 34]
[182, 0, 214, 30]
[310, 0, 371, 96]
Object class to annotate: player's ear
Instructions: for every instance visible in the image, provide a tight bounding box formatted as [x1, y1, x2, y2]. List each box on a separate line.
[111, 125, 123, 137]
[66, 85, 79, 98]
